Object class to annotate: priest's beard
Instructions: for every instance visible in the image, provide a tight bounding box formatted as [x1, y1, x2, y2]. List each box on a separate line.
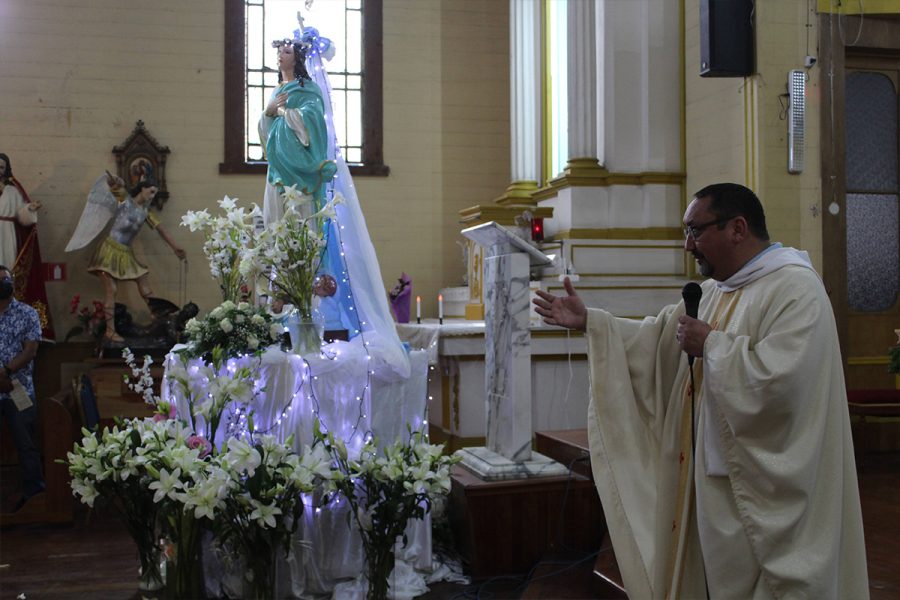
[693, 252, 713, 278]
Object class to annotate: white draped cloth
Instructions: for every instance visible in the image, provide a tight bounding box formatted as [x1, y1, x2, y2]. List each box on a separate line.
[163, 342, 432, 598]
[585, 247, 868, 599]
[0, 184, 35, 268]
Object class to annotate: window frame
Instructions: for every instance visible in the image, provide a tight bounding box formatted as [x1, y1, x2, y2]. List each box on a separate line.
[220, 0, 389, 176]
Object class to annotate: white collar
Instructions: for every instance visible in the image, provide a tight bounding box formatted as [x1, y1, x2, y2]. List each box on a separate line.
[716, 244, 815, 292]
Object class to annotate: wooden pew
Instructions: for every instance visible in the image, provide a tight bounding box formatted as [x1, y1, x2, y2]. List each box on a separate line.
[0, 389, 77, 526]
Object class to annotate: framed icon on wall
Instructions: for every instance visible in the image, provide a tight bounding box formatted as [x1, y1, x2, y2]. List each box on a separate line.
[112, 120, 171, 210]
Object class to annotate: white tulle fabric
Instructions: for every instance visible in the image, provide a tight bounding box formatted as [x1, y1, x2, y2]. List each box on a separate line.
[163, 346, 432, 598]
[306, 48, 410, 381]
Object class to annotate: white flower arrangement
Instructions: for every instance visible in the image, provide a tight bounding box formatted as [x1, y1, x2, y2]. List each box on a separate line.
[315, 423, 459, 599]
[65, 411, 338, 599]
[209, 433, 335, 594]
[122, 348, 178, 422]
[180, 300, 280, 362]
[181, 196, 262, 302]
[123, 343, 261, 451]
[253, 187, 343, 319]
[163, 351, 260, 449]
[65, 417, 197, 585]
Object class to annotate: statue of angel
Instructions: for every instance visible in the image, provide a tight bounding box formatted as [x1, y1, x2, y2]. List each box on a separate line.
[65, 172, 185, 342]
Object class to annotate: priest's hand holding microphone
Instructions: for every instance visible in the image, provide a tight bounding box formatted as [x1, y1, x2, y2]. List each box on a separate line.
[677, 282, 710, 363]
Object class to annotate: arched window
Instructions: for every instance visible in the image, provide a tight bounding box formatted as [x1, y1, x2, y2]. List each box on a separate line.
[221, 0, 388, 176]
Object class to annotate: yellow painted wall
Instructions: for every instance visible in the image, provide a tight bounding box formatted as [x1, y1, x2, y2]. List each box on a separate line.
[684, 0, 823, 268]
[0, 0, 510, 337]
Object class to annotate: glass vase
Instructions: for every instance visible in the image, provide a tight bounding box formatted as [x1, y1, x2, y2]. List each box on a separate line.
[243, 554, 277, 600]
[285, 309, 322, 355]
[138, 551, 165, 592]
[364, 540, 396, 600]
[117, 496, 164, 593]
[166, 511, 205, 599]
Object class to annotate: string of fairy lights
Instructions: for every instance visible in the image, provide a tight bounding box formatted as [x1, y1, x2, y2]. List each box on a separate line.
[161, 26, 435, 453]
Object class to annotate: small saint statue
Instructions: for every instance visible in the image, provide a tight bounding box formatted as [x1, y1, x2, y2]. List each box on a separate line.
[388, 273, 412, 324]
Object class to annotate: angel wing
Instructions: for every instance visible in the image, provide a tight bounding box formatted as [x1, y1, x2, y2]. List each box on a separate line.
[65, 175, 118, 252]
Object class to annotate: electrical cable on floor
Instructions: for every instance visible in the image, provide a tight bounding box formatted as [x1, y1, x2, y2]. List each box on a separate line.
[451, 453, 608, 599]
[554, 454, 592, 554]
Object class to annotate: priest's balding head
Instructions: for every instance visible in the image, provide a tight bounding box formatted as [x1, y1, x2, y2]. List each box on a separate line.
[683, 183, 772, 281]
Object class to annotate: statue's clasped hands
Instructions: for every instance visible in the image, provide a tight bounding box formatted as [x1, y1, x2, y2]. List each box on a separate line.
[266, 93, 289, 118]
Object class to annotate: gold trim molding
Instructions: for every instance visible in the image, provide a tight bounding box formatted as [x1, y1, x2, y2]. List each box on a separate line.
[532, 158, 686, 202]
[495, 180, 540, 207]
[848, 356, 890, 366]
[551, 227, 685, 241]
[465, 303, 485, 320]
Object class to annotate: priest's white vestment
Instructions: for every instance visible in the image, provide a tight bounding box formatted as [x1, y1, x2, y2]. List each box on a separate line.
[585, 249, 868, 599]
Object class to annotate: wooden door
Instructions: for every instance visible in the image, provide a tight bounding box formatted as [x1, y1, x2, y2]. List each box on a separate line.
[821, 15, 900, 390]
[842, 55, 900, 389]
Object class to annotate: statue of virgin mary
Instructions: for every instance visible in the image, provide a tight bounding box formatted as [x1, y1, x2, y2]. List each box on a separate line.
[258, 21, 409, 381]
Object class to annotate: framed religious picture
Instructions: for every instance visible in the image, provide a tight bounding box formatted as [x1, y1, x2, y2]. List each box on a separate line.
[112, 120, 171, 210]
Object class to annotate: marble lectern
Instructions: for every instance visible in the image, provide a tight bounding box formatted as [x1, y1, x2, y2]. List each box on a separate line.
[458, 222, 568, 480]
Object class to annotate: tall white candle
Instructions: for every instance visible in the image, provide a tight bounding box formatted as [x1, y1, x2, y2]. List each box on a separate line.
[416, 296, 421, 319]
[438, 294, 444, 320]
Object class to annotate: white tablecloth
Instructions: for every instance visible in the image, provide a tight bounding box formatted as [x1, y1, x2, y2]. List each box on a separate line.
[162, 339, 432, 598]
[397, 320, 485, 365]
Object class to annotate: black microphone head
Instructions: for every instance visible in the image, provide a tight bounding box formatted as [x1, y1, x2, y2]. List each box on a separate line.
[682, 282, 702, 319]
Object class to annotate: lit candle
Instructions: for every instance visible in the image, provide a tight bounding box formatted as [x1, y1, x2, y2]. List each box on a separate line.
[438, 294, 444, 324]
[416, 296, 421, 324]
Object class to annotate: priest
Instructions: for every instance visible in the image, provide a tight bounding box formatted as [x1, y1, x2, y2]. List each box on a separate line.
[533, 183, 868, 599]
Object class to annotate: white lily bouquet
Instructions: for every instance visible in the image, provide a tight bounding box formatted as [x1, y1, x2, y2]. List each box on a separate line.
[315, 423, 460, 600]
[181, 196, 261, 303]
[180, 300, 281, 362]
[210, 434, 336, 599]
[69, 348, 340, 598]
[250, 185, 342, 320]
[65, 417, 199, 591]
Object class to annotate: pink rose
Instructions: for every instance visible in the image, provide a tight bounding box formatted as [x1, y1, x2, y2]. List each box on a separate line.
[187, 435, 213, 458]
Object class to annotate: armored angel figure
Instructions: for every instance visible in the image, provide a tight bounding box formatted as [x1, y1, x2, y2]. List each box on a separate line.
[65, 172, 185, 342]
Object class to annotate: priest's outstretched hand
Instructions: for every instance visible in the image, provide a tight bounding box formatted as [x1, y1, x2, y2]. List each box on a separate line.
[533, 276, 587, 331]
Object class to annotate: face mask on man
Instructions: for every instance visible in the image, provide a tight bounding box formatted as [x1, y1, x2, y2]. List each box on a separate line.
[0, 278, 13, 300]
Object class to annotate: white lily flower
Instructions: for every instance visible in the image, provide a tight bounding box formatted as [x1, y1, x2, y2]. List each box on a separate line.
[250, 499, 282, 529]
[149, 467, 184, 503]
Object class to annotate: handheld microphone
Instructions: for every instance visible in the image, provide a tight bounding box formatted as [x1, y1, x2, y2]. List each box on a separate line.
[681, 282, 702, 366]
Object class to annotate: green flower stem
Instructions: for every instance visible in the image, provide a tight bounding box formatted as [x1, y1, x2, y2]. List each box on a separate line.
[168, 510, 205, 599]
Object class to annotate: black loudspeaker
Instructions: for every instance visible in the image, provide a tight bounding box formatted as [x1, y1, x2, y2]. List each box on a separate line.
[700, 0, 754, 77]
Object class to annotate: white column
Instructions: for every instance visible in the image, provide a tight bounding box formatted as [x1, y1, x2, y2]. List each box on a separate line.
[510, 0, 542, 183]
[567, 0, 598, 161]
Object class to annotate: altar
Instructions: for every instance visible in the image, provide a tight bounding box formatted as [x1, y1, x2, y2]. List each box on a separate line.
[162, 341, 429, 454]
[397, 320, 591, 449]
[161, 339, 435, 598]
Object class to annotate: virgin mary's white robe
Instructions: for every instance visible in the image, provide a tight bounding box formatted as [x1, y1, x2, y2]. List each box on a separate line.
[585, 247, 868, 599]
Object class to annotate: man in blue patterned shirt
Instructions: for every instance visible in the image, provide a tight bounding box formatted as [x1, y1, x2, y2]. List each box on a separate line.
[0, 264, 44, 509]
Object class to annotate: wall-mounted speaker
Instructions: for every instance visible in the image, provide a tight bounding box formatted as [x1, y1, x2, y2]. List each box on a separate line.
[700, 0, 754, 77]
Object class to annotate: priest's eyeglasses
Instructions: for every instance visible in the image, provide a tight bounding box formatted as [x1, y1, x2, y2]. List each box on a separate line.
[683, 216, 732, 240]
